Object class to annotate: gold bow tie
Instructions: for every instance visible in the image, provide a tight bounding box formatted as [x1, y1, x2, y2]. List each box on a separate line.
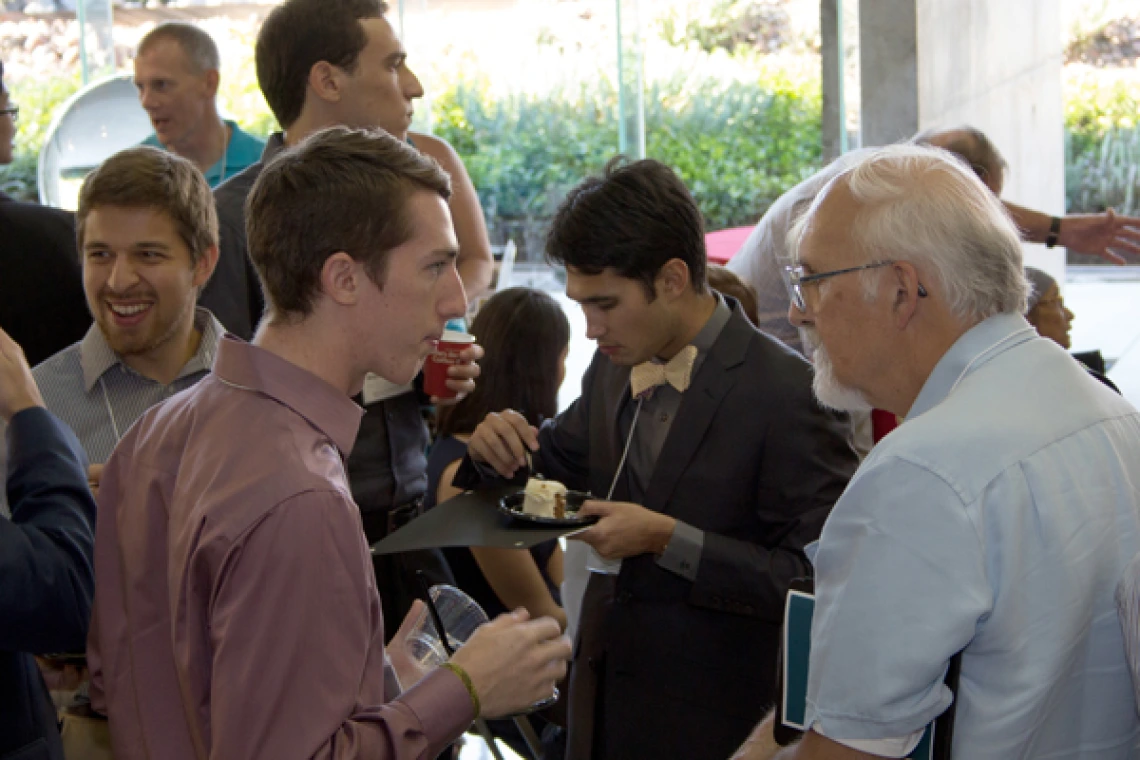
[630, 345, 698, 398]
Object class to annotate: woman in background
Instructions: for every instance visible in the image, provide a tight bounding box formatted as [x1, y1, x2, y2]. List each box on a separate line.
[427, 287, 571, 630]
[1025, 266, 1119, 392]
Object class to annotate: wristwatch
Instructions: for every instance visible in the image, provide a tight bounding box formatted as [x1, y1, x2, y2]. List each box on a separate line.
[1046, 216, 1062, 248]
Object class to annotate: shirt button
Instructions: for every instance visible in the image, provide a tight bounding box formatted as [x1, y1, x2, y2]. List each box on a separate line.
[660, 413, 669, 423]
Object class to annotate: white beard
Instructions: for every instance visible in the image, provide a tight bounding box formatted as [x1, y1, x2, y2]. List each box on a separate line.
[807, 334, 873, 413]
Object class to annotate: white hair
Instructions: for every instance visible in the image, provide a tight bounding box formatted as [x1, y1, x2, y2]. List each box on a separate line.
[791, 144, 1028, 322]
[804, 329, 873, 413]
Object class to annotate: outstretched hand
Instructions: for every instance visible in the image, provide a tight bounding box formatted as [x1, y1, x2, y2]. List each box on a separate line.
[1060, 209, 1140, 265]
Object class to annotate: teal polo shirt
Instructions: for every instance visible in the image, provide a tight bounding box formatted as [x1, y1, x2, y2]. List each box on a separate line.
[142, 120, 265, 188]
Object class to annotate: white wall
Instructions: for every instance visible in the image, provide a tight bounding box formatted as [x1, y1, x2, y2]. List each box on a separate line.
[916, 0, 1066, 279]
[853, 0, 1066, 281]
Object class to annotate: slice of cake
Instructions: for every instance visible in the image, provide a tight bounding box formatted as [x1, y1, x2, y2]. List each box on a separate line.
[522, 478, 568, 518]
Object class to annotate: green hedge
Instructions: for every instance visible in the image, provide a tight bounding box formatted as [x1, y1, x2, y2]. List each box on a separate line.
[1064, 66, 1140, 217]
[432, 65, 821, 241]
[4, 60, 1138, 236]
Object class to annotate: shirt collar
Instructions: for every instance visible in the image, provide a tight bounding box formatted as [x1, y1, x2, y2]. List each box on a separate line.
[211, 336, 364, 456]
[80, 307, 225, 391]
[692, 292, 733, 357]
[642, 292, 731, 371]
[261, 132, 286, 164]
[906, 312, 1038, 420]
[205, 120, 239, 178]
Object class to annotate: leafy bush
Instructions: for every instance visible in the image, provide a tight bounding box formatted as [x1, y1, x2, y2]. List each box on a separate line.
[656, 0, 798, 55]
[1063, 64, 1140, 218]
[1067, 127, 1140, 217]
[433, 53, 821, 259]
[645, 63, 820, 230]
[1, 22, 1134, 253]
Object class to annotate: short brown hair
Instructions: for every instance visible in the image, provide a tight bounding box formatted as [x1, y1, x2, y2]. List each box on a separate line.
[707, 265, 758, 325]
[246, 126, 451, 319]
[77, 146, 218, 267]
[136, 22, 220, 73]
[255, 0, 388, 129]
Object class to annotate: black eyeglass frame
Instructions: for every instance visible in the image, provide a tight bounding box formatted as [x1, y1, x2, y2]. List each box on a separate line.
[784, 260, 927, 311]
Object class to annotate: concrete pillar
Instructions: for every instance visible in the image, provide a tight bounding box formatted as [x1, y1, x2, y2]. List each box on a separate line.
[821, 0, 844, 162]
[858, 0, 918, 148]
[915, 0, 1065, 277]
[855, 0, 1065, 279]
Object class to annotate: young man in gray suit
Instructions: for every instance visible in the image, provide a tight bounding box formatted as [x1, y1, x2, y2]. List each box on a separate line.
[459, 158, 859, 760]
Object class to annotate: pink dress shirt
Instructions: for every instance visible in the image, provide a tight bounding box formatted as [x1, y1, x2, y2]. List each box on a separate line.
[88, 336, 474, 759]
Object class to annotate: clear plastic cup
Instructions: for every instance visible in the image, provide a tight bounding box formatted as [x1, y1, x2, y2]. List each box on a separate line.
[407, 584, 561, 714]
[406, 584, 490, 669]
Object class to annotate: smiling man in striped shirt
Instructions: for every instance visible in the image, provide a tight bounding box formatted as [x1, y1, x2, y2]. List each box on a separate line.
[26, 146, 222, 495]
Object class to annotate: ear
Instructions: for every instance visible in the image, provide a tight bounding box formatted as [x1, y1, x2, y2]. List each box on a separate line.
[307, 61, 345, 105]
[192, 244, 220, 289]
[320, 251, 361, 306]
[891, 260, 924, 329]
[655, 258, 692, 300]
[204, 69, 220, 97]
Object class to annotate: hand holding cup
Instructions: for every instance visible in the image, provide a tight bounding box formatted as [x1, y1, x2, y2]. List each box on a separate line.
[449, 608, 571, 719]
[425, 332, 482, 405]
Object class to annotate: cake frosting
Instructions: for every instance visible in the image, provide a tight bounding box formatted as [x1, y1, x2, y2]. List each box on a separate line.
[522, 478, 567, 518]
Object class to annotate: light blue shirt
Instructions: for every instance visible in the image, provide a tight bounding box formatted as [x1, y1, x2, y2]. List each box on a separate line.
[143, 120, 265, 188]
[805, 312, 1140, 758]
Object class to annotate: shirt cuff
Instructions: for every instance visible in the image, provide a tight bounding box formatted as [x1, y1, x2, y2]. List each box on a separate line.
[810, 722, 924, 758]
[395, 666, 476, 751]
[655, 520, 703, 581]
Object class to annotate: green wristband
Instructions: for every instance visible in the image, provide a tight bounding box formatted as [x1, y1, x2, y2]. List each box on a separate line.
[440, 661, 481, 719]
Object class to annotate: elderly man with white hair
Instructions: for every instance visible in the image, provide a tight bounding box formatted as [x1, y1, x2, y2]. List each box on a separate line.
[733, 145, 1140, 760]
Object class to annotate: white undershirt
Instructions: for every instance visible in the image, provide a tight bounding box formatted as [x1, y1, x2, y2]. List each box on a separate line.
[811, 723, 924, 758]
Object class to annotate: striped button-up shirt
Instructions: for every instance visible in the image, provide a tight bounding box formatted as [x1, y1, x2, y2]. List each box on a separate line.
[32, 308, 224, 464]
[0, 309, 223, 514]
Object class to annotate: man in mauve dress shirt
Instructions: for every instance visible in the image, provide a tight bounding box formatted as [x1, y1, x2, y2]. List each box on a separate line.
[87, 126, 571, 759]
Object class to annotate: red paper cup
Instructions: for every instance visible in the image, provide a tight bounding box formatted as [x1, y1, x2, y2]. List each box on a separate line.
[424, 330, 476, 399]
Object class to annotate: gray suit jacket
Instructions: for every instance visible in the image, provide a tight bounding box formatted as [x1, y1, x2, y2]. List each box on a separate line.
[458, 301, 858, 759]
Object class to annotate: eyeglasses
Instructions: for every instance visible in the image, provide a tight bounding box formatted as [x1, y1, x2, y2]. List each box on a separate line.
[0, 106, 18, 123]
[784, 261, 890, 311]
[785, 261, 928, 311]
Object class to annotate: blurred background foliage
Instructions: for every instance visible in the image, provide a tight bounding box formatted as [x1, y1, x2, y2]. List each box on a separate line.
[0, 0, 1137, 246]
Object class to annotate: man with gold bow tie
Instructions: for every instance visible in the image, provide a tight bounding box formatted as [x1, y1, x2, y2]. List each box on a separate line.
[457, 158, 859, 760]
